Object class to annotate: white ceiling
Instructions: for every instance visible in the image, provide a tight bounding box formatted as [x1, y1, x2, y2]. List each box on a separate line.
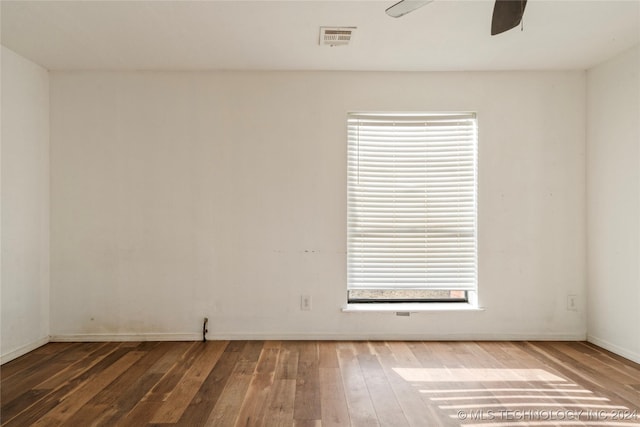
[1, 0, 639, 71]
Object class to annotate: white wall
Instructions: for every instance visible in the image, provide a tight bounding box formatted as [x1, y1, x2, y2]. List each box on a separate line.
[50, 70, 586, 341]
[1, 46, 50, 362]
[587, 45, 640, 363]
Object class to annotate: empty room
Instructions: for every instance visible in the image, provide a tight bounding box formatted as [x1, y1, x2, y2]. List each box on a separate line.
[1, 0, 639, 426]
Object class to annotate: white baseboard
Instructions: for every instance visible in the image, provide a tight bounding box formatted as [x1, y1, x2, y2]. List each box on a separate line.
[50, 333, 202, 342]
[50, 331, 586, 342]
[1, 336, 50, 365]
[207, 332, 587, 341]
[587, 334, 640, 364]
[51, 332, 586, 342]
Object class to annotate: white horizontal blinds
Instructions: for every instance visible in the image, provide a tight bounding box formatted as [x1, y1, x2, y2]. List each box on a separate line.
[347, 113, 477, 291]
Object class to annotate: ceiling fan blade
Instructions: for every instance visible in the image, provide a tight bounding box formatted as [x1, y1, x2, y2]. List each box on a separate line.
[491, 0, 527, 35]
[386, 0, 434, 18]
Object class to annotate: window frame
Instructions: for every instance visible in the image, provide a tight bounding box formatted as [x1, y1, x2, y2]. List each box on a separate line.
[346, 112, 478, 305]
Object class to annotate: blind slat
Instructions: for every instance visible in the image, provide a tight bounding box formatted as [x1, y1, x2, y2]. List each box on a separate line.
[347, 112, 477, 292]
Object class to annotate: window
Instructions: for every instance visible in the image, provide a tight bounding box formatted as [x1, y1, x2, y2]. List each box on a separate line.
[347, 112, 478, 304]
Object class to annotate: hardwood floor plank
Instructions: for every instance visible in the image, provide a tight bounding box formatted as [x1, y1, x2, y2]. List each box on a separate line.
[61, 403, 116, 427]
[583, 341, 640, 375]
[140, 341, 202, 403]
[562, 341, 640, 385]
[319, 341, 339, 369]
[176, 341, 236, 426]
[27, 349, 145, 427]
[292, 420, 322, 427]
[275, 342, 299, 380]
[1, 345, 130, 427]
[336, 343, 380, 427]
[319, 366, 350, 427]
[440, 342, 552, 421]
[299, 341, 319, 362]
[69, 343, 170, 426]
[407, 341, 441, 369]
[149, 341, 228, 424]
[202, 341, 262, 427]
[263, 379, 296, 427]
[147, 341, 196, 374]
[234, 372, 274, 426]
[204, 362, 254, 426]
[119, 343, 214, 426]
[233, 341, 264, 376]
[408, 342, 475, 426]
[257, 344, 298, 426]
[523, 341, 640, 410]
[263, 340, 282, 350]
[0, 343, 77, 381]
[33, 343, 113, 391]
[293, 342, 321, 422]
[234, 347, 281, 426]
[1, 343, 119, 423]
[372, 341, 443, 427]
[1, 343, 86, 404]
[114, 401, 164, 427]
[0, 388, 52, 425]
[240, 341, 266, 364]
[357, 350, 409, 427]
[255, 347, 279, 375]
[2, 340, 639, 427]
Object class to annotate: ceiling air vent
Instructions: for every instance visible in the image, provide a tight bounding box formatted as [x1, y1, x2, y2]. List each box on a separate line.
[319, 27, 356, 47]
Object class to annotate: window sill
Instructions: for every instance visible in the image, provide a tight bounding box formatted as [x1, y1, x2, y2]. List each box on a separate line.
[342, 303, 484, 313]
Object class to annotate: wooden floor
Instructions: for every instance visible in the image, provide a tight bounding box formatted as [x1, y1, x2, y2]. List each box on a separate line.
[1, 341, 639, 426]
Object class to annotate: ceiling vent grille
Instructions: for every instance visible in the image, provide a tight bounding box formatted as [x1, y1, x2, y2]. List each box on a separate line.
[319, 27, 356, 47]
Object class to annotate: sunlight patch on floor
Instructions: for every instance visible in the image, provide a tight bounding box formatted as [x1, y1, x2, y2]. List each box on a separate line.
[392, 368, 565, 382]
[419, 388, 593, 394]
[439, 402, 629, 410]
[392, 366, 639, 425]
[431, 395, 609, 401]
[460, 422, 640, 427]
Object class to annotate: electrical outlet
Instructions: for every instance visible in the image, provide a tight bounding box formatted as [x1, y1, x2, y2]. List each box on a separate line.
[301, 295, 312, 311]
[567, 295, 578, 311]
